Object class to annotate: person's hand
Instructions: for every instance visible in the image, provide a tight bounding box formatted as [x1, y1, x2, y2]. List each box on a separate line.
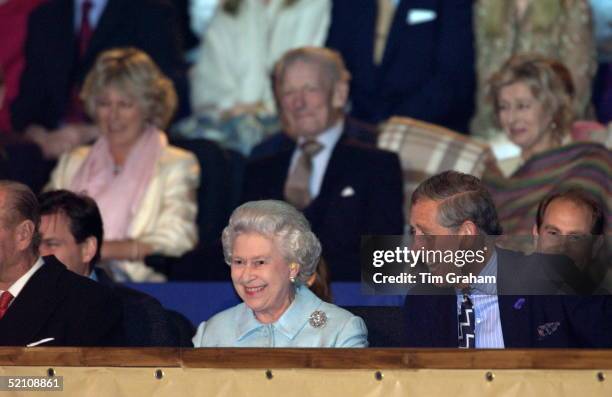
[54, 123, 99, 145]
[220, 102, 264, 120]
[24, 125, 60, 158]
[24, 123, 99, 159]
[24, 124, 48, 143]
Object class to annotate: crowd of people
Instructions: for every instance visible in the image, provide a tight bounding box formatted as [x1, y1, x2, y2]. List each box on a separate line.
[0, 0, 609, 348]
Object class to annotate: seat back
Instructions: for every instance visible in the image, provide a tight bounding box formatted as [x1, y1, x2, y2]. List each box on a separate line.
[378, 117, 495, 223]
[171, 138, 239, 244]
[344, 306, 405, 347]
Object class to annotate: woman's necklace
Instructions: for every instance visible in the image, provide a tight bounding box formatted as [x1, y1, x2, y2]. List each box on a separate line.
[113, 163, 123, 175]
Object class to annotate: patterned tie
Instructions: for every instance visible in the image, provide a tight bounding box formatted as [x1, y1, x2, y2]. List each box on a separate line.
[284, 140, 324, 210]
[78, 0, 94, 58]
[65, 0, 94, 123]
[0, 291, 14, 320]
[458, 291, 475, 348]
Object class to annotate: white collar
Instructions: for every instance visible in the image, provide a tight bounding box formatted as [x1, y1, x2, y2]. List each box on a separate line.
[296, 119, 344, 148]
[4, 257, 44, 299]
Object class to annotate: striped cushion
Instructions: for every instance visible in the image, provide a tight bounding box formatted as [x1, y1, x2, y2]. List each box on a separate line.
[378, 117, 495, 221]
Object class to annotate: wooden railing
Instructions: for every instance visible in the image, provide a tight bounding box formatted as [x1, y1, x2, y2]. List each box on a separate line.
[0, 347, 611, 368]
[0, 349, 610, 396]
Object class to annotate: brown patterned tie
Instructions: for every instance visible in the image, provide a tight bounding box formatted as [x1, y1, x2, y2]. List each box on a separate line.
[284, 140, 324, 209]
[0, 291, 14, 320]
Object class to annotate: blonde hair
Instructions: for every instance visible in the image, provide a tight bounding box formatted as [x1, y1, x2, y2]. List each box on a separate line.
[480, 0, 567, 36]
[81, 47, 177, 128]
[488, 54, 574, 145]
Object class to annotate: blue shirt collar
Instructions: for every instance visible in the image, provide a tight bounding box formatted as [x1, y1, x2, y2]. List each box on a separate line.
[234, 286, 322, 341]
[472, 251, 498, 295]
[455, 251, 498, 295]
[296, 119, 344, 148]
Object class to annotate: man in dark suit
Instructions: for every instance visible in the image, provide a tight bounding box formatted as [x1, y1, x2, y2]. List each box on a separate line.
[326, 0, 475, 133]
[11, 0, 186, 158]
[38, 189, 194, 346]
[0, 180, 123, 346]
[402, 171, 612, 348]
[243, 47, 404, 281]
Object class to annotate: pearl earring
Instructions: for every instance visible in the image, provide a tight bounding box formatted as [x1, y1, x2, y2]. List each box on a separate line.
[289, 263, 298, 283]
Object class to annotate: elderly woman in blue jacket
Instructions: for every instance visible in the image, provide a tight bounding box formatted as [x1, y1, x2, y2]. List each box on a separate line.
[193, 200, 368, 347]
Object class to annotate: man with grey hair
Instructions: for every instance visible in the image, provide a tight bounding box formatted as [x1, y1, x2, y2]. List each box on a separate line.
[0, 180, 123, 346]
[403, 171, 612, 348]
[249, 46, 378, 159]
[243, 47, 404, 281]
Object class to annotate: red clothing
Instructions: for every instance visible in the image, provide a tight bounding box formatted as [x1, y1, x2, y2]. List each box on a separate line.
[0, 0, 46, 133]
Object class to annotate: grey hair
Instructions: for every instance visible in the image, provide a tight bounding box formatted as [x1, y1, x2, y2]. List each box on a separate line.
[221, 200, 322, 284]
[411, 171, 503, 235]
[274, 46, 351, 92]
[0, 180, 41, 254]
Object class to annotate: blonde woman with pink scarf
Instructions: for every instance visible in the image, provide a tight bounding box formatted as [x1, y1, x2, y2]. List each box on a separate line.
[47, 48, 200, 282]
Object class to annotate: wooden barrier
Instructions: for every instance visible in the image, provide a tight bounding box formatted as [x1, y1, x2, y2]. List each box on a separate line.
[0, 349, 610, 396]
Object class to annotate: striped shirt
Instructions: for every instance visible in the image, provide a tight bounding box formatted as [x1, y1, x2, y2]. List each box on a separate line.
[456, 251, 505, 348]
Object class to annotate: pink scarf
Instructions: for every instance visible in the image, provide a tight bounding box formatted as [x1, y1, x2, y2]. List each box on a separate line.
[70, 127, 166, 240]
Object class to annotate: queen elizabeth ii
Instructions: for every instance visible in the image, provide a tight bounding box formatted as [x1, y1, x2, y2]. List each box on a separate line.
[193, 200, 368, 347]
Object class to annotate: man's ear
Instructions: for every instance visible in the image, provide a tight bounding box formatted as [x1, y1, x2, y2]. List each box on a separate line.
[457, 220, 478, 236]
[15, 220, 35, 251]
[81, 236, 98, 265]
[531, 224, 541, 252]
[331, 81, 349, 110]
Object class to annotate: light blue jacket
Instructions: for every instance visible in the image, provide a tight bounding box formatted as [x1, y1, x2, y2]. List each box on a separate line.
[193, 286, 368, 347]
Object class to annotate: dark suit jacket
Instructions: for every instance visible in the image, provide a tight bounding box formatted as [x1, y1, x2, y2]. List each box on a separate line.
[402, 249, 612, 348]
[0, 256, 123, 346]
[94, 268, 192, 346]
[11, 0, 185, 131]
[326, 0, 475, 132]
[243, 124, 405, 281]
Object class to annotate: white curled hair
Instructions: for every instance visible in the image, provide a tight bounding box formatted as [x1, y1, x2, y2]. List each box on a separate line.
[222, 200, 321, 284]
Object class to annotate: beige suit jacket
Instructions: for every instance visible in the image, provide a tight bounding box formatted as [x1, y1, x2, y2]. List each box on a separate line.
[47, 144, 200, 281]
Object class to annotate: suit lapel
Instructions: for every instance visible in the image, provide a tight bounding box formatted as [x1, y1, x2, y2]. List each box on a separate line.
[497, 250, 532, 347]
[498, 295, 532, 348]
[0, 258, 66, 346]
[55, 0, 78, 77]
[311, 133, 350, 202]
[381, 0, 409, 69]
[303, 133, 350, 225]
[274, 147, 295, 198]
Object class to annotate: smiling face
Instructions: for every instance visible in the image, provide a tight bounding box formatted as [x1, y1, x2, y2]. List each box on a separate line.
[277, 60, 346, 138]
[94, 85, 146, 148]
[497, 81, 553, 154]
[230, 233, 299, 324]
